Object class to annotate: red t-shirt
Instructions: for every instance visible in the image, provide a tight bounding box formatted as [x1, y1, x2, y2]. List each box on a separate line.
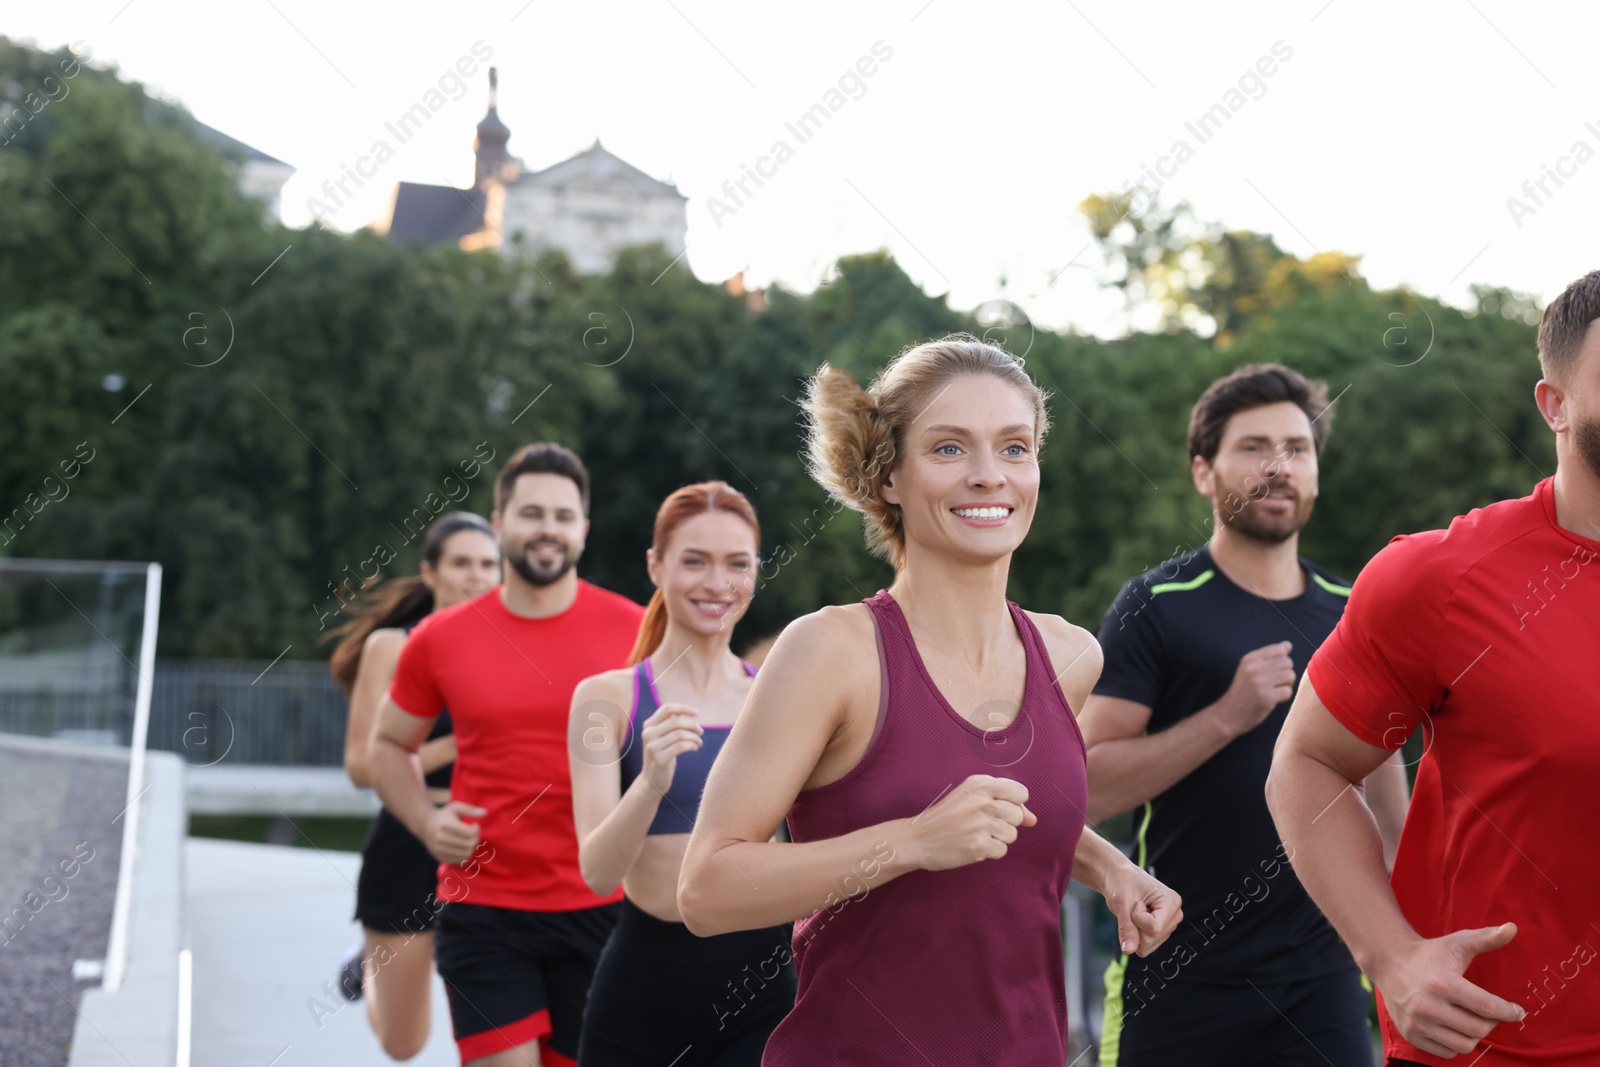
[389, 579, 644, 912]
[1308, 477, 1600, 1066]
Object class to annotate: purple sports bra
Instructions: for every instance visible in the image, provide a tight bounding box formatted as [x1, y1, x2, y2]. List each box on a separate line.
[617, 657, 757, 835]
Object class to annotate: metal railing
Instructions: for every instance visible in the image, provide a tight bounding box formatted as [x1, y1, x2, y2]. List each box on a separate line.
[148, 659, 348, 766]
[0, 656, 349, 766]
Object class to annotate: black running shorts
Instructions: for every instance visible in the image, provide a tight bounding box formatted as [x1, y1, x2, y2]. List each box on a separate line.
[1104, 964, 1373, 1067]
[435, 900, 620, 1064]
[354, 808, 443, 934]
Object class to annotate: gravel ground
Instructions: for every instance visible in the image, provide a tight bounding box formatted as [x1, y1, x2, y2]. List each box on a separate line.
[0, 739, 128, 1067]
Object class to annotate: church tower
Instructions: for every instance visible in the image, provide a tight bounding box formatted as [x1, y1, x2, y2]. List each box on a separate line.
[384, 67, 686, 269]
[473, 68, 514, 188]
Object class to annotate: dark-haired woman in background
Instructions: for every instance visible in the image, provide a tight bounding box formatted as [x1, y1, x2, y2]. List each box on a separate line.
[327, 511, 500, 1061]
[568, 481, 796, 1066]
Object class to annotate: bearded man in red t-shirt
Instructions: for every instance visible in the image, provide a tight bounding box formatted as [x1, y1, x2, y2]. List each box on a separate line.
[1268, 271, 1600, 1067]
[370, 443, 644, 1067]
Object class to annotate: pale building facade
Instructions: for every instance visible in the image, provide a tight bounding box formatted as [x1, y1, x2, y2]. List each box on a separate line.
[381, 69, 687, 272]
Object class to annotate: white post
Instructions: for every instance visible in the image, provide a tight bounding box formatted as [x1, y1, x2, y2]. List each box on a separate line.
[175, 947, 193, 1067]
[104, 562, 162, 992]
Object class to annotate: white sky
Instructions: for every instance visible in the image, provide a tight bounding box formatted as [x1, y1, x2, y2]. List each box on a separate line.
[9, 0, 1600, 337]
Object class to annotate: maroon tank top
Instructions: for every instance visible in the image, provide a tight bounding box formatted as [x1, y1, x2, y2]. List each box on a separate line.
[765, 589, 1089, 1066]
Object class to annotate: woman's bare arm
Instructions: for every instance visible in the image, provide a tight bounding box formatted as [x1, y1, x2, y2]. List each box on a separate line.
[417, 734, 456, 777]
[345, 629, 405, 788]
[678, 608, 920, 935]
[1032, 611, 1184, 956]
[569, 671, 674, 896]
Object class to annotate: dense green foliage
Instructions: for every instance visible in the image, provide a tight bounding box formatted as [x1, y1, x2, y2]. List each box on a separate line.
[0, 39, 1554, 658]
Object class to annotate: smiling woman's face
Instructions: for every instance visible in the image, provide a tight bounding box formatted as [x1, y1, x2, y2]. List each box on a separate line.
[650, 509, 759, 638]
[421, 528, 500, 611]
[881, 373, 1040, 567]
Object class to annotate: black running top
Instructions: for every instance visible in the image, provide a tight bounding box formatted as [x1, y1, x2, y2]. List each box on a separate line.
[1092, 545, 1354, 983]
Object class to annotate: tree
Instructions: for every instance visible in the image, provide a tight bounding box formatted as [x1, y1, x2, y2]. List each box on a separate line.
[1079, 190, 1361, 346]
[0, 38, 1562, 661]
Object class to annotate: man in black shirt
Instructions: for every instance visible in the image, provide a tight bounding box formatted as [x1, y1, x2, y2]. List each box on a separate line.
[1081, 364, 1409, 1067]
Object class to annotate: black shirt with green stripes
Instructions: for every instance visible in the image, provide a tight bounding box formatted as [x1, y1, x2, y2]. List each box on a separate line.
[1092, 544, 1355, 987]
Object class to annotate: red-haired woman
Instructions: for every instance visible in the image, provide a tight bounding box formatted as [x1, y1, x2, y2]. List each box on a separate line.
[328, 510, 500, 1060]
[567, 481, 795, 1066]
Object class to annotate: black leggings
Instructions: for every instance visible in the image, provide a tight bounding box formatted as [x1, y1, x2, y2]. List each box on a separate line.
[577, 897, 796, 1067]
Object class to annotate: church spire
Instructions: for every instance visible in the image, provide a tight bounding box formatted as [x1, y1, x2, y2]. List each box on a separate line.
[474, 67, 512, 187]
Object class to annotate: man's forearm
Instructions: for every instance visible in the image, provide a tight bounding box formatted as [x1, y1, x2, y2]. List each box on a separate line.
[1365, 754, 1410, 873]
[1266, 751, 1418, 977]
[370, 737, 435, 839]
[1086, 704, 1236, 822]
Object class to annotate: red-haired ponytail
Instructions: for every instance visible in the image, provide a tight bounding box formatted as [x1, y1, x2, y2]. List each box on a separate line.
[627, 587, 669, 667]
[624, 481, 760, 666]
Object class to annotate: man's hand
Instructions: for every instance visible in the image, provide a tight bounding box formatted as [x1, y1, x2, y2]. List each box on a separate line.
[1213, 642, 1296, 737]
[1374, 923, 1526, 1058]
[1101, 861, 1183, 956]
[424, 801, 487, 865]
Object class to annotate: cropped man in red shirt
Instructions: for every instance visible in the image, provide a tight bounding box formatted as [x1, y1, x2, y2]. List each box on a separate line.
[370, 443, 644, 1067]
[1267, 270, 1600, 1066]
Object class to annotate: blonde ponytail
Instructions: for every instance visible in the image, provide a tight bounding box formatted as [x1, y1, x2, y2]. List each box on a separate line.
[802, 364, 902, 568]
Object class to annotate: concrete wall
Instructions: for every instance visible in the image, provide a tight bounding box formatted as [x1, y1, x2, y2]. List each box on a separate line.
[185, 764, 379, 817]
[68, 750, 184, 1067]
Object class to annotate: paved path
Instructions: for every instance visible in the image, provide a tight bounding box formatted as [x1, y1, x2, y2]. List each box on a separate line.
[0, 737, 126, 1067]
[187, 838, 457, 1067]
